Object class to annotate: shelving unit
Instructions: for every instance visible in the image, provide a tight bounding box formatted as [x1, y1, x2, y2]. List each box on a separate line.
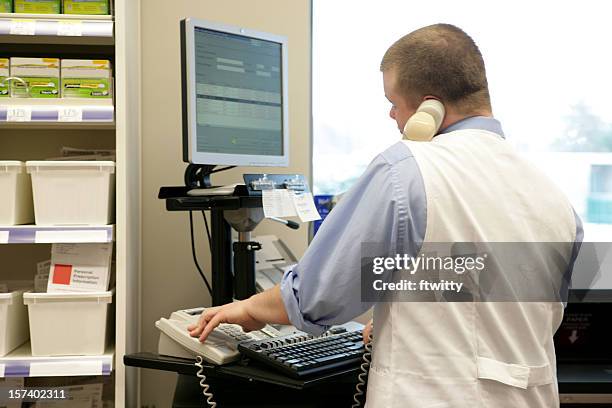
[0, 1, 140, 406]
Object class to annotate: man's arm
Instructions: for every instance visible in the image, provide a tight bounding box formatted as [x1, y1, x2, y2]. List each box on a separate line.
[188, 284, 289, 342]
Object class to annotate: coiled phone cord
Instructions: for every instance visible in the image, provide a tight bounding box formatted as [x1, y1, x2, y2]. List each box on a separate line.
[195, 355, 217, 408]
[351, 331, 373, 408]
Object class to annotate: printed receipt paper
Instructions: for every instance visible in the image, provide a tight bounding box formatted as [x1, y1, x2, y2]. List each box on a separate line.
[262, 189, 322, 223]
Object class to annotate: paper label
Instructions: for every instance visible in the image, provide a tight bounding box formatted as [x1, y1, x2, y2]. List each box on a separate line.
[35, 230, 108, 243]
[29, 361, 103, 377]
[0, 231, 8, 244]
[58, 107, 83, 122]
[292, 192, 322, 222]
[37, 259, 51, 275]
[57, 21, 83, 37]
[262, 189, 297, 218]
[47, 243, 112, 293]
[6, 106, 32, 122]
[9, 19, 36, 35]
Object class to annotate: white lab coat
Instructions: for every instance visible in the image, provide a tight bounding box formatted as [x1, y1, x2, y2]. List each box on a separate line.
[365, 130, 577, 407]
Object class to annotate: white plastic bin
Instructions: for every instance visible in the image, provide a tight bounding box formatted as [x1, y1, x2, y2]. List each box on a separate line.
[0, 289, 30, 357]
[26, 161, 115, 226]
[23, 290, 113, 356]
[0, 161, 34, 225]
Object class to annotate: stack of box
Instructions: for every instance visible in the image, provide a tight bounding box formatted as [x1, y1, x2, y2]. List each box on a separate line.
[61, 59, 112, 98]
[9, 57, 60, 98]
[23, 243, 113, 356]
[2, 58, 113, 99]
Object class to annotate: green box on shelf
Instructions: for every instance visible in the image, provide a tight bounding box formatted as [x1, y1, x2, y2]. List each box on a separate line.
[14, 0, 61, 14]
[61, 59, 112, 98]
[0, 0, 12, 13]
[10, 57, 60, 98]
[63, 0, 109, 15]
[0, 58, 9, 98]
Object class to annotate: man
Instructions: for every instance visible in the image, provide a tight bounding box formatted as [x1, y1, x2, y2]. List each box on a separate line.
[189, 24, 582, 407]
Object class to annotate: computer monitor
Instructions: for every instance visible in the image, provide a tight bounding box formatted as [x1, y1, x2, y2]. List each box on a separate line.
[181, 18, 289, 167]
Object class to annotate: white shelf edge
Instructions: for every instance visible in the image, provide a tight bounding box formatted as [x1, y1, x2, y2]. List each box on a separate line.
[0, 13, 113, 21]
[0, 13, 113, 39]
[0, 225, 115, 244]
[0, 342, 114, 378]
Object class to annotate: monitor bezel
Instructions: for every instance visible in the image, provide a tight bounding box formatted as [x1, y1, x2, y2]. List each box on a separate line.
[181, 17, 290, 167]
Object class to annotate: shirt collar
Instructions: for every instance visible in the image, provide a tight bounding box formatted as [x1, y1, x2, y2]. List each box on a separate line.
[439, 116, 505, 139]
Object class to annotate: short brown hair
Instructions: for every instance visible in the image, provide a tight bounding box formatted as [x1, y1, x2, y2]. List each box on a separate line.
[381, 24, 491, 114]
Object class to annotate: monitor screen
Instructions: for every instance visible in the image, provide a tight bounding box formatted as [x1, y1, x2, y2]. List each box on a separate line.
[181, 18, 289, 167]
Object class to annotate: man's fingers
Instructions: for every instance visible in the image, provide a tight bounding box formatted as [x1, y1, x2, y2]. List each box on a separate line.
[199, 313, 225, 343]
[188, 308, 218, 337]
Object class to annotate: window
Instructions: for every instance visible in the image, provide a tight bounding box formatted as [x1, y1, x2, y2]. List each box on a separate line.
[313, 0, 612, 241]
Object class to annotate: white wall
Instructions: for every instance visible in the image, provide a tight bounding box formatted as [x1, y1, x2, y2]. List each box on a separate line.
[140, 1, 311, 405]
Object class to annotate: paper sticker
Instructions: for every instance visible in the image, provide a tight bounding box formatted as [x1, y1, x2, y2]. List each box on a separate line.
[6, 106, 32, 122]
[292, 192, 322, 222]
[10, 19, 36, 35]
[35, 230, 108, 243]
[57, 21, 83, 37]
[0, 231, 8, 244]
[29, 361, 104, 377]
[262, 189, 297, 218]
[59, 107, 83, 122]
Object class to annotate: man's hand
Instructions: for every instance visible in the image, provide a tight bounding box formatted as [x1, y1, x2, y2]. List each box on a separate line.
[362, 319, 373, 344]
[187, 299, 266, 343]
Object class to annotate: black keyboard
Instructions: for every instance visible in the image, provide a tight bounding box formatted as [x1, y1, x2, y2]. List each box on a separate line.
[238, 327, 365, 378]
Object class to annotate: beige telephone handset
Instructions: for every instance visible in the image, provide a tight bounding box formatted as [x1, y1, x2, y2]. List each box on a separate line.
[402, 99, 445, 141]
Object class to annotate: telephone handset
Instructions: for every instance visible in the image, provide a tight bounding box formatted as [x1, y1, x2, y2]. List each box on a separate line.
[403, 99, 445, 141]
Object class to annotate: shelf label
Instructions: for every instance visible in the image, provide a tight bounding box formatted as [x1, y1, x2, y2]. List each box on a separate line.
[6, 107, 32, 122]
[9, 19, 36, 35]
[29, 360, 104, 377]
[35, 230, 109, 243]
[57, 21, 83, 37]
[0, 231, 8, 244]
[59, 107, 83, 122]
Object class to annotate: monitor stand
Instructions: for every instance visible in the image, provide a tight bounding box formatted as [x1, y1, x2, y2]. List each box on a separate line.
[184, 163, 236, 189]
